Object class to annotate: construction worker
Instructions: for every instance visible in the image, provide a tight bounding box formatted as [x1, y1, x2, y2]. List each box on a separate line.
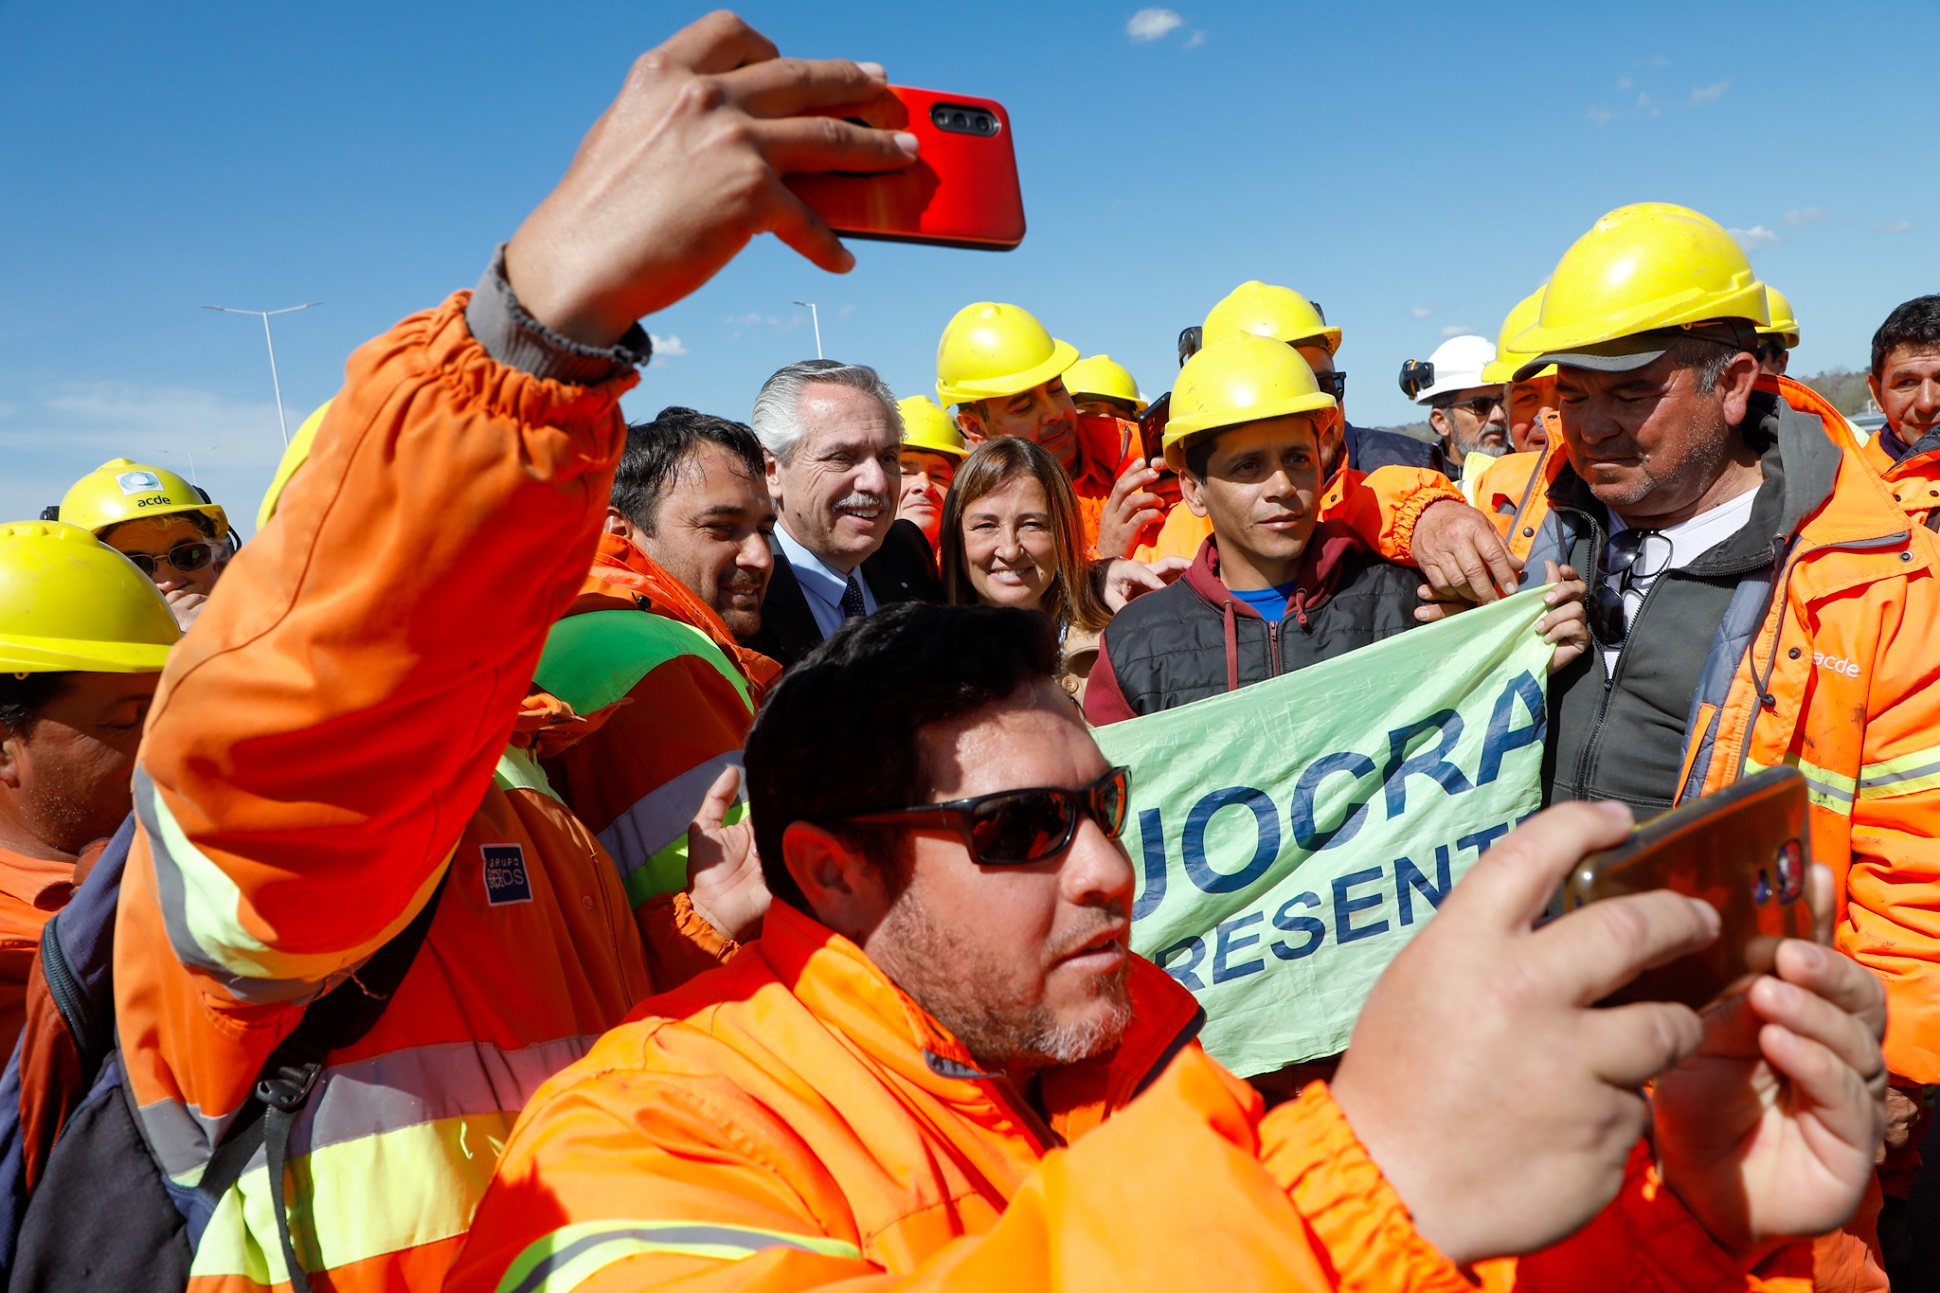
[1400, 334, 1506, 504]
[894, 393, 966, 549]
[1858, 295, 1940, 526]
[0, 521, 179, 1052]
[1086, 335, 1585, 724]
[937, 302, 1169, 559]
[99, 15, 917, 1290]
[52, 459, 234, 630]
[1484, 289, 1559, 455]
[1064, 353, 1147, 421]
[1756, 285, 1800, 376]
[1505, 202, 1940, 1288]
[444, 599, 1886, 1292]
[538, 406, 782, 919]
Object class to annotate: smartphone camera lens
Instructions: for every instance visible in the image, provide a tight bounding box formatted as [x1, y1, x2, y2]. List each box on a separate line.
[932, 104, 999, 137]
[1754, 868, 1773, 904]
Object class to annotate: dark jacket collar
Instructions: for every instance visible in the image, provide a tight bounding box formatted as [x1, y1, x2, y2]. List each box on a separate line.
[1182, 521, 1366, 626]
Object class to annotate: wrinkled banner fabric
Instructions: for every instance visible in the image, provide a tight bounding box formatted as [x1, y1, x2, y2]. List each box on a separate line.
[1093, 588, 1554, 1076]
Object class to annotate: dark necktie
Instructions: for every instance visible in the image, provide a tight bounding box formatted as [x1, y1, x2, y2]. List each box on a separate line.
[840, 574, 866, 620]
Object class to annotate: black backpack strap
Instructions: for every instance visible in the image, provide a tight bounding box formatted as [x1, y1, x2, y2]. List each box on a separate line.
[194, 867, 449, 1293]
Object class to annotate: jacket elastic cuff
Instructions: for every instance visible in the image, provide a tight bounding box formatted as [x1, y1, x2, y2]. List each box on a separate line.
[465, 244, 651, 386]
[1259, 1082, 1473, 1292]
[1395, 481, 1465, 564]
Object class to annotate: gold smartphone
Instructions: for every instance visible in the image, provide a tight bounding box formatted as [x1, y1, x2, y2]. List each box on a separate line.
[1560, 767, 1813, 1010]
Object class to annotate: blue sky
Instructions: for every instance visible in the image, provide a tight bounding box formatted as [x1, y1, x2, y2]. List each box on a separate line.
[4, 0, 1935, 528]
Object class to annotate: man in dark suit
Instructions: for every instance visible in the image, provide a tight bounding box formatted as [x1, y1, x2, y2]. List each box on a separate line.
[743, 359, 941, 667]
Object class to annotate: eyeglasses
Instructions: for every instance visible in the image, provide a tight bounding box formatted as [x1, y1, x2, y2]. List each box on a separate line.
[834, 765, 1131, 865]
[122, 541, 215, 578]
[1315, 370, 1347, 401]
[1589, 528, 1672, 647]
[1444, 393, 1504, 420]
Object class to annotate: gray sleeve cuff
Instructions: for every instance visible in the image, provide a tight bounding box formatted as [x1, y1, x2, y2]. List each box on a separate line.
[464, 244, 652, 385]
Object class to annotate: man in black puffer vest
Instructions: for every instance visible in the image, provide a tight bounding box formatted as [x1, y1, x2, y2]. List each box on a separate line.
[1086, 335, 1587, 724]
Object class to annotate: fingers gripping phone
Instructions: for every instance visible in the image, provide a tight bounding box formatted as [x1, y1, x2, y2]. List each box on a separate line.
[787, 88, 1025, 250]
[1561, 767, 1812, 1011]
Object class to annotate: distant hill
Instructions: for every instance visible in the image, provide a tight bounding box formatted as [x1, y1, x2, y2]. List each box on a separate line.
[1793, 367, 1876, 417]
[1383, 420, 1437, 442]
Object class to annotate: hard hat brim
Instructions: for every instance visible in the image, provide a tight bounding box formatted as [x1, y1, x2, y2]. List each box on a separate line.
[936, 338, 1080, 407]
[1513, 323, 1761, 384]
[0, 634, 173, 673]
[900, 436, 968, 461]
[1483, 359, 1556, 384]
[1162, 396, 1338, 472]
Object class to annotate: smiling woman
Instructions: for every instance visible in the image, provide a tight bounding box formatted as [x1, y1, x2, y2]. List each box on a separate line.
[939, 438, 1112, 700]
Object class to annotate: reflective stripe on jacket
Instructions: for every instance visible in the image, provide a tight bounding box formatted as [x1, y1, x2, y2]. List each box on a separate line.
[1520, 388, 1940, 1084]
[539, 534, 780, 910]
[115, 293, 727, 1293]
[442, 901, 1807, 1293]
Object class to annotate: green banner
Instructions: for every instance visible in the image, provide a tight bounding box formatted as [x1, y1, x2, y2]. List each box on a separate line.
[1093, 589, 1554, 1076]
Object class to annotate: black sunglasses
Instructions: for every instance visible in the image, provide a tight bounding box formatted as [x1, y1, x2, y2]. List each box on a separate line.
[1445, 392, 1504, 419]
[123, 541, 214, 578]
[1588, 528, 1672, 647]
[1315, 370, 1347, 401]
[836, 765, 1131, 865]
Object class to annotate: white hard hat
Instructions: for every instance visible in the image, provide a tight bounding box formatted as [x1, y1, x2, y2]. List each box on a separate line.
[1405, 334, 1499, 406]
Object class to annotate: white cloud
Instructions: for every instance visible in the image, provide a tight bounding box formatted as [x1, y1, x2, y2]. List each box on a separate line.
[1637, 92, 1661, 118]
[837, 304, 858, 318]
[1650, 53, 1670, 67]
[1783, 207, 1829, 227]
[1690, 79, 1728, 105]
[1616, 76, 1633, 90]
[1127, 7, 1184, 41]
[1412, 306, 1434, 319]
[1728, 225, 1780, 252]
[1587, 106, 1616, 126]
[1186, 29, 1207, 46]
[1880, 220, 1918, 234]
[723, 311, 764, 326]
[1440, 324, 1476, 338]
[649, 333, 689, 358]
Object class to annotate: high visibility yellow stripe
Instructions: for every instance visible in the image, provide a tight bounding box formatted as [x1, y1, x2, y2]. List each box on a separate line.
[1744, 756, 1855, 815]
[619, 797, 748, 908]
[497, 1220, 862, 1293]
[189, 1113, 517, 1286]
[1857, 742, 1940, 800]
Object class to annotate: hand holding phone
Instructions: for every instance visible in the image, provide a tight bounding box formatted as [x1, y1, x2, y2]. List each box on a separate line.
[1560, 767, 1814, 1010]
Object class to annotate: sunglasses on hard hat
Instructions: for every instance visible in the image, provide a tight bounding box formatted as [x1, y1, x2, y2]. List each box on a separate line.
[835, 766, 1131, 866]
[123, 540, 215, 578]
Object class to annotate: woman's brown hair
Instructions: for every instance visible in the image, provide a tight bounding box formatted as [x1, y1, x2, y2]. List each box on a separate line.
[938, 438, 1112, 635]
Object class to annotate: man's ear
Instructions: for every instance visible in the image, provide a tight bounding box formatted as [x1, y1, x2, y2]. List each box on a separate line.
[955, 406, 988, 446]
[1867, 372, 1885, 417]
[0, 725, 22, 791]
[1716, 351, 1762, 428]
[782, 821, 895, 942]
[1427, 407, 1452, 441]
[602, 508, 635, 540]
[764, 450, 784, 502]
[1178, 464, 1209, 519]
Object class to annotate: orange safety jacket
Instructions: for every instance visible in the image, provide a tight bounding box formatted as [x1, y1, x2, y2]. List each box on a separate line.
[1067, 411, 1167, 556]
[443, 901, 1809, 1293]
[114, 293, 732, 1293]
[1852, 392, 1940, 531]
[539, 533, 782, 912]
[1130, 462, 1465, 566]
[1517, 387, 1940, 1086]
[0, 844, 77, 1056]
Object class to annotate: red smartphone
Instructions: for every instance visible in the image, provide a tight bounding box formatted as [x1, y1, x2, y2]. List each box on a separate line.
[1559, 767, 1813, 1010]
[787, 87, 1025, 251]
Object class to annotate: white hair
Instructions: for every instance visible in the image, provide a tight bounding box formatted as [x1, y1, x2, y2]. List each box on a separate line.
[750, 360, 903, 464]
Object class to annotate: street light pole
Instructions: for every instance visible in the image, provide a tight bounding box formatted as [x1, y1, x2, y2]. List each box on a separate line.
[203, 302, 322, 446]
[792, 300, 823, 359]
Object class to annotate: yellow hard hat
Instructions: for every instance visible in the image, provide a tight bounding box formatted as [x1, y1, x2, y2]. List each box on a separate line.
[1201, 281, 1342, 355]
[1063, 354, 1147, 413]
[1161, 335, 1339, 472]
[1511, 203, 1769, 375]
[935, 302, 1078, 407]
[57, 459, 229, 539]
[895, 395, 966, 460]
[0, 521, 181, 673]
[1481, 288, 1558, 385]
[1757, 285, 1800, 349]
[258, 399, 332, 529]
